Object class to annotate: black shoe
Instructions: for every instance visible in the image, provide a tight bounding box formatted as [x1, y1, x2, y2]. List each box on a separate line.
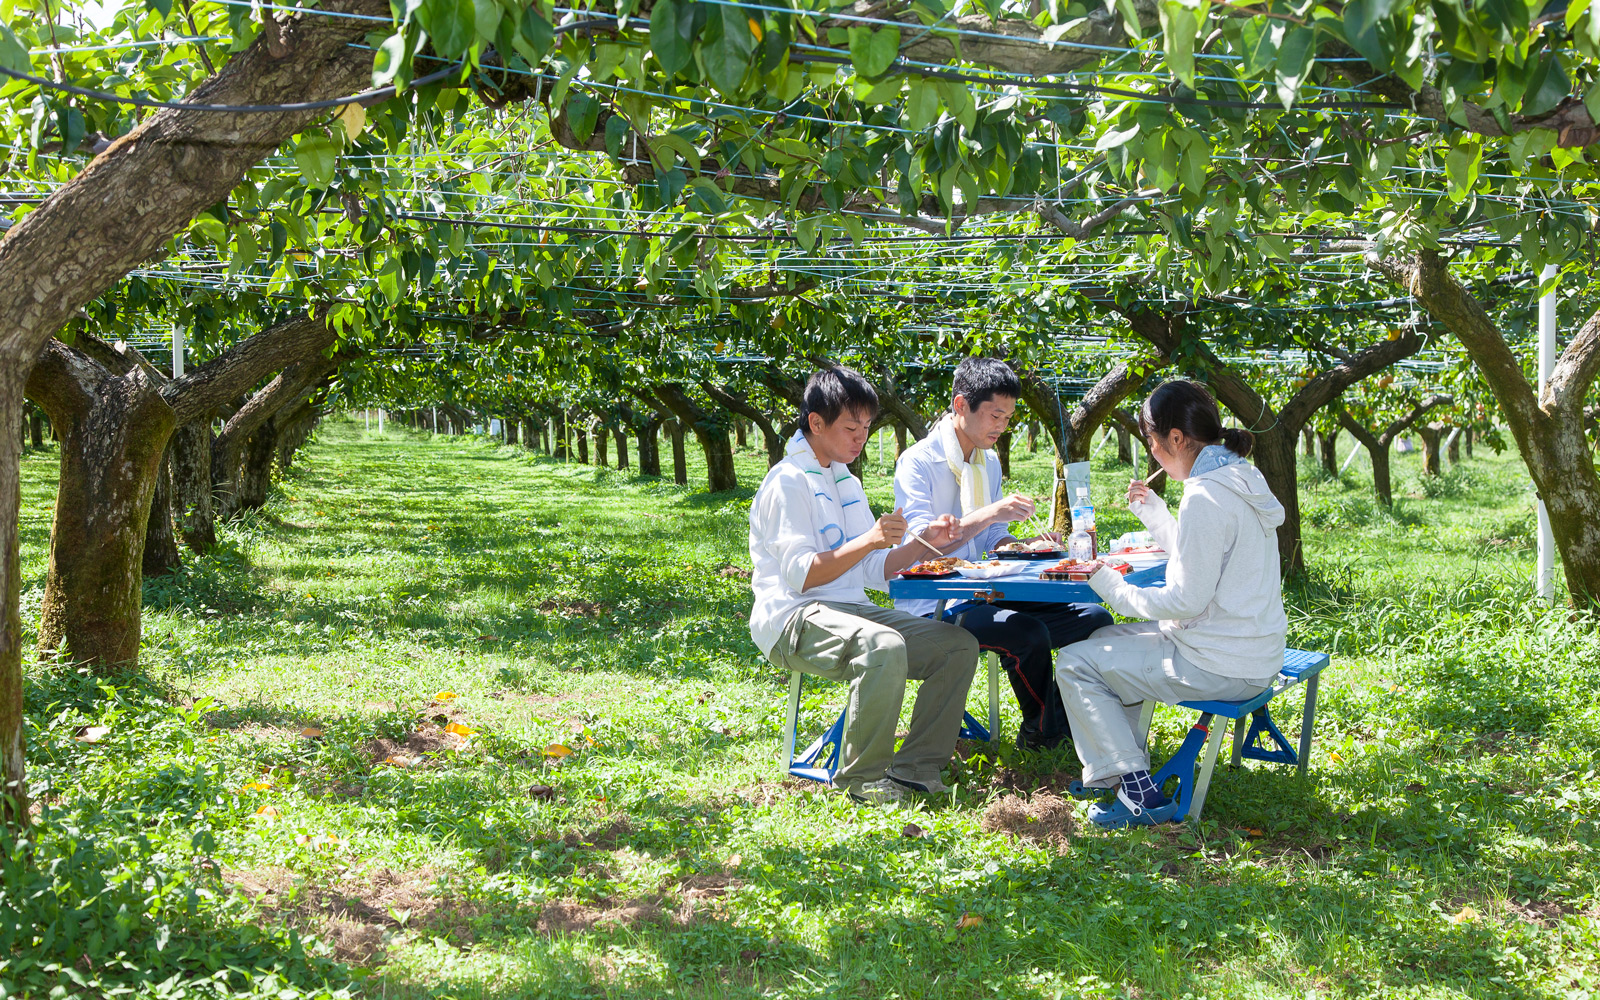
[1016, 726, 1068, 751]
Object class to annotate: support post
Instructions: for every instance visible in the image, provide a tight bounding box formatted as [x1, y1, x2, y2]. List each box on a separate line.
[1537, 264, 1557, 605]
[378, 408, 385, 434]
[172, 324, 184, 378]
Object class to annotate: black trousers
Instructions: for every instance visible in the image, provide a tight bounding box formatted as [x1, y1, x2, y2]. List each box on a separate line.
[954, 600, 1115, 742]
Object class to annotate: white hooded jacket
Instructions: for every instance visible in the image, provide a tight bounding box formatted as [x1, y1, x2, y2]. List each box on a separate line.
[1087, 462, 1288, 682]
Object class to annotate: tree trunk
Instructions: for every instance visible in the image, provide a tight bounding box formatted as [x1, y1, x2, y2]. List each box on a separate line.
[666, 419, 688, 485]
[213, 360, 327, 519]
[1, 384, 27, 828]
[1302, 427, 1315, 457]
[699, 382, 790, 467]
[1446, 427, 1462, 465]
[996, 431, 1012, 478]
[595, 423, 608, 467]
[169, 420, 215, 553]
[1418, 424, 1442, 477]
[27, 410, 41, 450]
[613, 426, 629, 470]
[1025, 421, 1038, 454]
[576, 424, 590, 464]
[638, 422, 661, 477]
[1116, 422, 1132, 465]
[235, 421, 279, 512]
[142, 450, 182, 578]
[654, 385, 737, 492]
[28, 348, 175, 669]
[505, 418, 519, 446]
[1319, 429, 1339, 476]
[894, 424, 908, 457]
[1464, 426, 1474, 457]
[1337, 413, 1394, 507]
[735, 420, 747, 448]
[521, 418, 536, 450]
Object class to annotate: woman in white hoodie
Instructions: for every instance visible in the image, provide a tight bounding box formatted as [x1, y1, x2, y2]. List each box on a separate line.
[1056, 380, 1288, 828]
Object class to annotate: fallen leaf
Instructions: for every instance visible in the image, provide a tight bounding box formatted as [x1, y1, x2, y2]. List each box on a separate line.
[1329, 751, 1344, 762]
[727, 853, 743, 869]
[544, 743, 574, 758]
[75, 726, 112, 744]
[1405, 782, 1426, 793]
[380, 754, 416, 768]
[1448, 906, 1479, 925]
[444, 722, 476, 737]
[584, 734, 599, 747]
[956, 913, 984, 929]
[528, 784, 556, 800]
[901, 823, 926, 838]
[1240, 827, 1266, 838]
[300, 727, 324, 739]
[241, 781, 275, 792]
[295, 833, 345, 849]
[434, 691, 457, 703]
[477, 635, 499, 642]
[254, 805, 281, 818]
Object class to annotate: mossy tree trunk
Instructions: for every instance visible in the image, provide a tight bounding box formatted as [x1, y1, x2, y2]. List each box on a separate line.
[653, 384, 737, 492]
[170, 419, 215, 553]
[143, 450, 183, 578]
[1319, 429, 1339, 475]
[1337, 395, 1449, 507]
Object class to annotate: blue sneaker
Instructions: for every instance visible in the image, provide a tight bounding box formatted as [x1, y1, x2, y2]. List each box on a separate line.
[1087, 787, 1181, 828]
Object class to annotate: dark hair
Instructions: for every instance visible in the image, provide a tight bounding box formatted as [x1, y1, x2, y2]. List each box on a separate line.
[952, 357, 1022, 410]
[1137, 379, 1253, 458]
[800, 366, 879, 426]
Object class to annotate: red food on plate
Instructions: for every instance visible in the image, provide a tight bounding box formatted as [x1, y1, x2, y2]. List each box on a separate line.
[1040, 559, 1131, 581]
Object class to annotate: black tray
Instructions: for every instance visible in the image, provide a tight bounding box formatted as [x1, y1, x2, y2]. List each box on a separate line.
[988, 549, 1065, 560]
[898, 569, 959, 579]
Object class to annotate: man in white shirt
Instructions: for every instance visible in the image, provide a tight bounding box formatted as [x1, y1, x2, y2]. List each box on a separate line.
[894, 358, 1113, 750]
[749, 367, 977, 805]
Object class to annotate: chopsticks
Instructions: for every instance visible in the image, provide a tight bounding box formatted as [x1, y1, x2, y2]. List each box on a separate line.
[908, 531, 945, 557]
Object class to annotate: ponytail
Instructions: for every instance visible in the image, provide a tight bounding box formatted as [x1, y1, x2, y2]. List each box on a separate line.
[1220, 426, 1254, 458]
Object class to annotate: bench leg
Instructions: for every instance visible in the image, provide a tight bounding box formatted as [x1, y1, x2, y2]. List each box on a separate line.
[1231, 715, 1247, 768]
[1187, 721, 1229, 823]
[1297, 673, 1320, 777]
[987, 650, 1000, 742]
[1136, 701, 1156, 753]
[784, 670, 802, 771]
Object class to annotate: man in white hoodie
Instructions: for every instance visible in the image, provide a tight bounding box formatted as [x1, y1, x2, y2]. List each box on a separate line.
[1055, 380, 1288, 828]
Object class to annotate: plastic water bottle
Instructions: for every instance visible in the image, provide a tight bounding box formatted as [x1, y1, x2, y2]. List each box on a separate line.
[1068, 488, 1097, 561]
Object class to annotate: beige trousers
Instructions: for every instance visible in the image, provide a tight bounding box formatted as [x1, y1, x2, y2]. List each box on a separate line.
[770, 601, 979, 791]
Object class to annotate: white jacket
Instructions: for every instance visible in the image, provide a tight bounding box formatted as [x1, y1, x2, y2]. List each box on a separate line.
[1088, 463, 1287, 682]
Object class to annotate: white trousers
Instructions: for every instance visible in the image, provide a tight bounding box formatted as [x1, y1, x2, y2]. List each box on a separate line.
[1055, 622, 1269, 786]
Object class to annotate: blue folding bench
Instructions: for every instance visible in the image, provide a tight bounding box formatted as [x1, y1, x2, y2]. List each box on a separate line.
[782, 651, 1001, 783]
[1123, 647, 1330, 822]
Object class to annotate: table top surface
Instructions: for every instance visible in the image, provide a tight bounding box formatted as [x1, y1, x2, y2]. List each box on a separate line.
[888, 556, 1168, 604]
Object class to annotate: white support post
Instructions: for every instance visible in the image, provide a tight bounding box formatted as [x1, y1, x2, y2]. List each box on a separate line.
[364, 410, 369, 433]
[432, 407, 437, 433]
[877, 427, 883, 467]
[1340, 442, 1364, 474]
[171, 324, 184, 378]
[378, 408, 385, 434]
[1537, 264, 1558, 605]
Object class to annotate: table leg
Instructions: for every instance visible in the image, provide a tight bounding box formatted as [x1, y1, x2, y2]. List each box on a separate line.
[1297, 673, 1320, 776]
[987, 651, 1000, 741]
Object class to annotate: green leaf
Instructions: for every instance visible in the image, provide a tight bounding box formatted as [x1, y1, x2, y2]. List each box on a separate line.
[651, 0, 692, 77]
[843, 213, 867, 246]
[704, 4, 757, 92]
[519, 6, 554, 61]
[371, 32, 409, 87]
[1238, 18, 1276, 76]
[848, 25, 901, 77]
[688, 177, 728, 214]
[906, 77, 939, 131]
[1445, 142, 1481, 202]
[1521, 55, 1569, 117]
[1273, 26, 1316, 108]
[472, 0, 500, 42]
[566, 91, 600, 144]
[293, 136, 339, 188]
[1339, 0, 1389, 69]
[419, 0, 476, 57]
[0, 24, 30, 75]
[604, 114, 630, 162]
[795, 216, 819, 251]
[1159, 0, 1199, 88]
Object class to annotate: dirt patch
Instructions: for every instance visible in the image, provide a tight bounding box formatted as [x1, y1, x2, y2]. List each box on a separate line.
[536, 897, 676, 935]
[364, 723, 470, 768]
[980, 790, 1078, 849]
[537, 598, 609, 618]
[730, 778, 818, 807]
[226, 866, 479, 965]
[717, 565, 751, 579]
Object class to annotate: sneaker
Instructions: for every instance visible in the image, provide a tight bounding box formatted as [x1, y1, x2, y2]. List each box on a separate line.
[844, 778, 907, 805]
[1087, 787, 1180, 829]
[886, 768, 950, 795]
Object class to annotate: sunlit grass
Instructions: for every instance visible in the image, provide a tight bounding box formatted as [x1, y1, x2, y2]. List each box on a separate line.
[7, 418, 1597, 999]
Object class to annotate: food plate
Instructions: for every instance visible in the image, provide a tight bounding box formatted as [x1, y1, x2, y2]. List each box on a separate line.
[899, 568, 958, 579]
[955, 561, 1025, 580]
[1041, 559, 1132, 581]
[901, 557, 962, 579]
[988, 548, 1064, 560]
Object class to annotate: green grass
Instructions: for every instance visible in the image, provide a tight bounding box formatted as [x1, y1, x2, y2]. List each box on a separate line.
[6, 420, 1599, 999]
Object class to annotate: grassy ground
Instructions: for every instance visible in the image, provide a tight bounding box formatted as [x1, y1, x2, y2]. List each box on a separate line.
[6, 419, 1599, 999]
